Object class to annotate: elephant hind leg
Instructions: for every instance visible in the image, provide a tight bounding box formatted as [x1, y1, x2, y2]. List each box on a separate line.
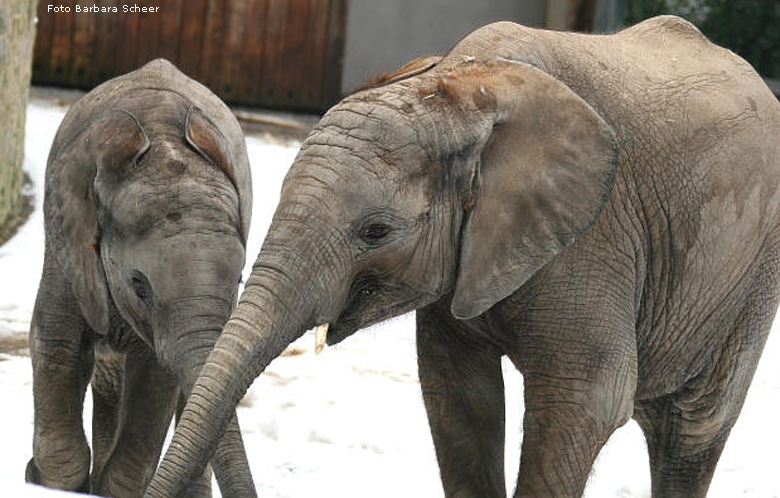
[635, 244, 780, 498]
[634, 394, 731, 498]
[93, 341, 213, 498]
[90, 343, 125, 491]
[92, 342, 180, 498]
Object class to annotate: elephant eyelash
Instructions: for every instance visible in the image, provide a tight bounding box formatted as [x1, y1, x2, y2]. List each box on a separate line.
[130, 271, 153, 302]
[354, 211, 407, 247]
[360, 223, 393, 243]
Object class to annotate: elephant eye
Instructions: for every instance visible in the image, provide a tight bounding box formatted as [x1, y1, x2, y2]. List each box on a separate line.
[130, 271, 152, 301]
[360, 223, 392, 244]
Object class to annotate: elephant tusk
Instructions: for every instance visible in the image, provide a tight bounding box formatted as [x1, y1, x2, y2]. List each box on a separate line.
[315, 323, 329, 355]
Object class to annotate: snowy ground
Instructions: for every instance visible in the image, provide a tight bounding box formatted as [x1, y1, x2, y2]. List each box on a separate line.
[1, 98, 778, 497]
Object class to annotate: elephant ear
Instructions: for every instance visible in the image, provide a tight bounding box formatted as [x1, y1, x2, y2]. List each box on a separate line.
[354, 55, 442, 92]
[46, 109, 150, 334]
[185, 105, 250, 244]
[448, 60, 618, 320]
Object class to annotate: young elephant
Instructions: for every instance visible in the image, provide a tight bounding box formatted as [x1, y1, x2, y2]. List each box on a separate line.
[26, 59, 256, 498]
[149, 16, 780, 498]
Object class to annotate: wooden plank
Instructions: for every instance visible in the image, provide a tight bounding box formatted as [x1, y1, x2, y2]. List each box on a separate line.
[293, 0, 328, 109]
[177, 0, 208, 79]
[48, 3, 74, 84]
[199, 0, 229, 93]
[112, 2, 141, 76]
[237, 0, 268, 105]
[32, 1, 55, 83]
[157, 0, 184, 64]
[93, 0, 122, 83]
[262, 0, 324, 110]
[320, 0, 348, 109]
[219, 0, 249, 101]
[276, 0, 309, 108]
[69, 2, 98, 86]
[260, 0, 288, 108]
[134, 0, 164, 69]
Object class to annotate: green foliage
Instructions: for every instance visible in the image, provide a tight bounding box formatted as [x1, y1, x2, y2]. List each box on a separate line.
[626, 0, 780, 78]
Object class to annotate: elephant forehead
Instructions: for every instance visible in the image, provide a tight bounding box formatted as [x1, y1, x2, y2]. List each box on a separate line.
[313, 98, 422, 154]
[278, 166, 434, 234]
[107, 173, 239, 230]
[293, 123, 433, 190]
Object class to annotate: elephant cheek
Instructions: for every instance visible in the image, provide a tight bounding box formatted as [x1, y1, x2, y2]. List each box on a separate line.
[404, 229, 456, 297]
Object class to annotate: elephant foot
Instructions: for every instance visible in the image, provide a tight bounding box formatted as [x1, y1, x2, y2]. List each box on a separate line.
[26, 457, 90, 493]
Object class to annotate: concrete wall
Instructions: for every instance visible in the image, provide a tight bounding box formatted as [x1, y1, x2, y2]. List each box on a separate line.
[342, 0, 548, 94]
[0, 0, 36, 236]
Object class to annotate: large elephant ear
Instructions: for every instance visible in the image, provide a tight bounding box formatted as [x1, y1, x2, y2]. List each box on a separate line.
[448, 60, 618, 319]
[45, 109, 150, 333]
[185, 105, 250, 244]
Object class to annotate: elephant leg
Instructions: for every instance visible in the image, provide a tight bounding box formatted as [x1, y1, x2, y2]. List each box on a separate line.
[506, 282, 638, 497]
[90, 343, 125, 491]
[26, 262, 94, 492]
[93, 341, 181, 498]
[94, 341, 213, 497]
[634, 248, 780, 498]
[416, 304, 507, 498]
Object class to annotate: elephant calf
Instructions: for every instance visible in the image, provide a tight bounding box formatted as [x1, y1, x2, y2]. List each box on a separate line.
[150, 16, 780, 498]
[26, 59, 256, 498]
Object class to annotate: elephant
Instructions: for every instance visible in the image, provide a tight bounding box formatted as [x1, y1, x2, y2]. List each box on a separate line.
[26, 59, 257, 498]
[147, 16, 780, 498]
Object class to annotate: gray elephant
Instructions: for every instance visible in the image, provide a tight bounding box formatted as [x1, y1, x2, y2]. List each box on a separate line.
[148, 16, 780, 498]
[26, 59, 256, 498]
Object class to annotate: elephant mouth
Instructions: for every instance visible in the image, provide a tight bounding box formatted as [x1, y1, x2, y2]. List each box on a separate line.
[325, 275, 424, 347]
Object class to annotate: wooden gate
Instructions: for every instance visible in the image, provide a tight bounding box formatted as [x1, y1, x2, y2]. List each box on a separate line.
[32, 0, 348, 111]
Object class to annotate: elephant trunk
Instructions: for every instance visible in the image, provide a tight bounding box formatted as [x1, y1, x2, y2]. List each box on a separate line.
[160, 292, 259, 498]
[145, 216, 341, 498]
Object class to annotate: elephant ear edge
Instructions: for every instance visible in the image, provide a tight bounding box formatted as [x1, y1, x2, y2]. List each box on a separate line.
[45, 109, 150, 334]
[353, 55, 442, 93]
[185, 105, 251, 245]
[448, 60, 619, 320]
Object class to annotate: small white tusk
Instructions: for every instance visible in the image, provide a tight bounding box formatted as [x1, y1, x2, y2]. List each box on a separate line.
[315, 323, 329, 355]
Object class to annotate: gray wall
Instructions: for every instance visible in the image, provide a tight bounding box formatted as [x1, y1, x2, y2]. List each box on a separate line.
[342, 0, 548, 94]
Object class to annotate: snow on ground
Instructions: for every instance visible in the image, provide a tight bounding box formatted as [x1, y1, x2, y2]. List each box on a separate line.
[0, 100, 778, 497]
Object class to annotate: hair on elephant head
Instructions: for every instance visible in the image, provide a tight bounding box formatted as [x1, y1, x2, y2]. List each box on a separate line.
[27, 58, 257, 498]
[151, 16, 780, 498]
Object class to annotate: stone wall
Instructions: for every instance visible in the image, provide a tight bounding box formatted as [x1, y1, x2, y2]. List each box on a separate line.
[0, 0, 37, 238]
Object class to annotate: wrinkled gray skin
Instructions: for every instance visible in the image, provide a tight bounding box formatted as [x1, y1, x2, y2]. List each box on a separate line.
[26, 59, 256, 498]
[149, 17, 780, 498]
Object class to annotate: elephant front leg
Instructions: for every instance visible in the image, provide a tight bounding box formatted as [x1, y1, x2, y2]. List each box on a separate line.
[26, 279, 95, 491]
[417, 305, 507, 498]
[512, 328, 637, 497]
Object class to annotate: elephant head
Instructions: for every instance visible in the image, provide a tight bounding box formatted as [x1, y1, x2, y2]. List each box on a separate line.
[47, 102, 249, 383]
[43, 83, 255, 496]
[145, 58, 618, 497]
